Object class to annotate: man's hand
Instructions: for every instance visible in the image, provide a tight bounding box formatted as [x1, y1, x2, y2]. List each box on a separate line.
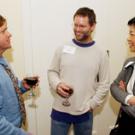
[56, 82, 71, 98]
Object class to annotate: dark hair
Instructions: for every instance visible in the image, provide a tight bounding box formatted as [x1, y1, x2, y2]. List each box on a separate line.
[128, 17, 135, 26]
[73, 7, 96, 26]
[0, 15, 6, 27]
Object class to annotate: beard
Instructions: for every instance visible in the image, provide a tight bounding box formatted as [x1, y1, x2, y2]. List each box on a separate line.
[74, 31, 90, 42]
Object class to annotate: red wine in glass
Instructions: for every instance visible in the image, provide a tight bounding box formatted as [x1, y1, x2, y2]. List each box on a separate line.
[64, 88, 73, 96]
[25, 77, 38, 108]
[62, 88, 74, 106]
[25, 77, 38, 87]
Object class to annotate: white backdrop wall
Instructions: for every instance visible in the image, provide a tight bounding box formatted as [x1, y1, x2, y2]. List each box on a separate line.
[0, 0, 25, 77]
[0, 0, 135, 135]
[21, 0, 135, 135]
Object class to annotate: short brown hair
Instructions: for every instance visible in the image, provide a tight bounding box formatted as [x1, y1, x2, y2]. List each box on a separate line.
[0, 15, 6, 27]
[73, 7, 96, 26]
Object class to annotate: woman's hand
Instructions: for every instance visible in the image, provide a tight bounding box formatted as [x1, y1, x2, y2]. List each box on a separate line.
[128, 96, 135, 105]
[119, 80, 126, 91]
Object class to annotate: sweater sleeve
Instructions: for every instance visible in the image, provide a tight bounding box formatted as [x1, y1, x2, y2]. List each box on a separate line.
[89, 51, 110, 109]
[110, 75, 129, 105]
[110, 60, 131, 105]
[47, 46, 62, 91]
[0, 115, 28, 135]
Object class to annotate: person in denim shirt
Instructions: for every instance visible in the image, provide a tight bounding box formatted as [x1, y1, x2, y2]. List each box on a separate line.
[0, 15, 38, 135]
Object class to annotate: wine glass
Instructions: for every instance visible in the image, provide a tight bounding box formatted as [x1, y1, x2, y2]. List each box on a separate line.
[62, 88, 74, 106]
[24, 76, 38, 108]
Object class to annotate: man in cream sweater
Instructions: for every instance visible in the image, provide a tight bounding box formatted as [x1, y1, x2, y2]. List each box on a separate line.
[48, 7, 110, 135]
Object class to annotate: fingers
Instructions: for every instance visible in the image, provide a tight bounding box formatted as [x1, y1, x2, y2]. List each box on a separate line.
[57, 82, 70, 98]
[128, 96, 135, 105]
[119, 80, 126, 90]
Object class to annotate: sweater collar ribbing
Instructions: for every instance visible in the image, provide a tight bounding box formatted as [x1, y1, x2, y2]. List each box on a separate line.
[72, 39, 95, 48]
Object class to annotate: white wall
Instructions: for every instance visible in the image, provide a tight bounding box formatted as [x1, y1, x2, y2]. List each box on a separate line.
[21, 1, 135, 135]
[0, 0, 25, 77]
[1, 0, 135, 135]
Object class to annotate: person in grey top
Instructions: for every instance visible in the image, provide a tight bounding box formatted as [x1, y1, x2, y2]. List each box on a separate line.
[110, 17, 135, 134]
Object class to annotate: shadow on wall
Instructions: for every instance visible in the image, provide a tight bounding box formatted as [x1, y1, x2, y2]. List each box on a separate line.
[109, 95, 120, 115]
[92, 93, 120, 116]
[93, 94, 109, 116]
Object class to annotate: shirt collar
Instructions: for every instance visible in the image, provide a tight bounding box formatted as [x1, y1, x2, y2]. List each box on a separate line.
[0, 57, 9, 66]
[72, 39, 95, 48]
[124, 61, 135, 68]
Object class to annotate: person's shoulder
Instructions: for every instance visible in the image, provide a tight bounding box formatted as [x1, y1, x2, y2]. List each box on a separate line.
[124, 57, 135, 67]
[93, 42, 108, 56]
[55, 44, 64, 52]
[125, 56, 135, 62]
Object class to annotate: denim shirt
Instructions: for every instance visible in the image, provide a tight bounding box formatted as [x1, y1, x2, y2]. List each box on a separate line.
[0, 57, 28, 135]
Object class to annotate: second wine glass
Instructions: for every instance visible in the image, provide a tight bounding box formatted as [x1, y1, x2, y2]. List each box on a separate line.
[24, 76, 38, 108]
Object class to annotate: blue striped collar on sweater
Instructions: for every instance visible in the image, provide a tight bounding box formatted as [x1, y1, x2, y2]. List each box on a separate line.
[72, 39, 95, 48]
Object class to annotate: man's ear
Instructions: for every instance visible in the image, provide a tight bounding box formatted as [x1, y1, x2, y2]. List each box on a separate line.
[90, 23, 96, 32]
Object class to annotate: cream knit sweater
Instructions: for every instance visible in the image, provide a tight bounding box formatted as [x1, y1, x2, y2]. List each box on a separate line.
[48, 41, 110, 115]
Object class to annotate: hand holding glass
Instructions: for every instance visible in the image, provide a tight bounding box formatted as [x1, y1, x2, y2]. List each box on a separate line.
[25, 77, 38, 91]
[24, 76, 38, 107]
[62, 88, 74, 106]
